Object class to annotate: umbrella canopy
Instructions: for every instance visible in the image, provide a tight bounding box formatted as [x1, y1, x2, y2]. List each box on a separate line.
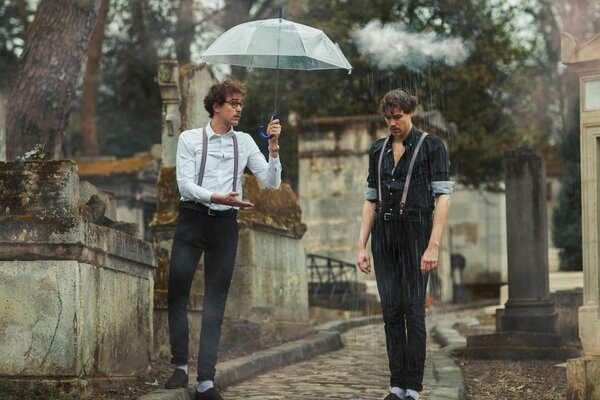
[199, 18, 352, 73]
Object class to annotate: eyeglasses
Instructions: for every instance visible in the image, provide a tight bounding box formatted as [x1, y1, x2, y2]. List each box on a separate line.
[225, 99, 244, 109]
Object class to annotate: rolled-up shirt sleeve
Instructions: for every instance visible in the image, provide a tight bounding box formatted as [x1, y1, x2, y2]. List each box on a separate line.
[429, 136, 455, 196]
[365, 141, 380, 202]
[176, 132, 213, 203]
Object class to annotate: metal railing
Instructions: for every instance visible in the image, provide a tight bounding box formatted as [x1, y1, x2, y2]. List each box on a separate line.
[306, 253, 358, 305]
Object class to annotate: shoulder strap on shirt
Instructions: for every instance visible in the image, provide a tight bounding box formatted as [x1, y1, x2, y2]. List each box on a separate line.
[232, 133, 239, 192]
[377, 136, 391, 206]
[400, 132, 428, 212]
[196, 128, 240, 193]
[197, 128, 208, 187]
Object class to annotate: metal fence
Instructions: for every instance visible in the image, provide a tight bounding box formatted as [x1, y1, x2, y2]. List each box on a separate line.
[306, 253, 358, 305]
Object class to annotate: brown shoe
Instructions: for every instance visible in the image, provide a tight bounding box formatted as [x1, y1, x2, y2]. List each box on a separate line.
[164, 368, 188, 389]
[195, 388, 224, 400]
[384, 394, 399, 400]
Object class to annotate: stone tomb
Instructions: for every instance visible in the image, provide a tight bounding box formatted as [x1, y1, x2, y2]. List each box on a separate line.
[0, 160, 156, 393]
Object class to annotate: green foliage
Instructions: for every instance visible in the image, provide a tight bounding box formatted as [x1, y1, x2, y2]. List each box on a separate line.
[15, 143, 45, 161]
[0, 0, 37, 91]
[94, 0, 176, 158]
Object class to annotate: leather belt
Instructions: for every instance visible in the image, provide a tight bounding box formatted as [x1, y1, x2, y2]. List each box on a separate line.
[181, 201, 238, 218]
[378, 210, 431, 221]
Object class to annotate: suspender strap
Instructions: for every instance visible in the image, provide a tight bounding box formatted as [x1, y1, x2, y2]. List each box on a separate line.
[197, 128, 208, 187]
[232, 134, 239, 192]
[377, 135, 391, 206]
[196, 128, 240, 193]
[377, 132, 429, 212]
[400, 132, 428, 212]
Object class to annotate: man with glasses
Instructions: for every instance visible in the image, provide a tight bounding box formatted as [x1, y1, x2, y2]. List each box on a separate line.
[356, 89, 454, 400]
[165, 79, 282, 400]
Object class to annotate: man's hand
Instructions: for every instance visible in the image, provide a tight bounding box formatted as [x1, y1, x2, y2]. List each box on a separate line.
[357, 248, 372, 274]
[267, 118, 281, 147]
[420, 245, 439, 273]
[211, 192, 254, 208]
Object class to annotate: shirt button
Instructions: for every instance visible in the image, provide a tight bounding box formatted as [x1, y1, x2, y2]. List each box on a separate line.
[392, 178, 395, 181]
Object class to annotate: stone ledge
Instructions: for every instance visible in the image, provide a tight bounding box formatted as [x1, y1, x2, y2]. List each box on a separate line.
[0, 221, 156, 271]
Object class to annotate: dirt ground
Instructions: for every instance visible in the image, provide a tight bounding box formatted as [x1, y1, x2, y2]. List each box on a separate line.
[452, 310, 569, 400]
[453, 355, 567, 400]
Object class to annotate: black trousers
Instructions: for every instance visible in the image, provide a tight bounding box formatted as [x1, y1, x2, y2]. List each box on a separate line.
[371, 212, 432, 392]
[168, 204, 238, 382]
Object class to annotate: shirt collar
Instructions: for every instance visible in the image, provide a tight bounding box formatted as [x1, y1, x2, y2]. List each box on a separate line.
[206, 121, 235, 138]
[402, 126, 418, 146]
[386, 125, 418, 150]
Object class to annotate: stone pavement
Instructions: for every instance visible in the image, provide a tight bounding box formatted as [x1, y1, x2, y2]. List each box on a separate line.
[139, 307, 487, 400]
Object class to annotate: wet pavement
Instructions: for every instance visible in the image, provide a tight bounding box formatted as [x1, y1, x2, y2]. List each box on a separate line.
[222, 322, 405, 399]
[139, 306, 485, 400]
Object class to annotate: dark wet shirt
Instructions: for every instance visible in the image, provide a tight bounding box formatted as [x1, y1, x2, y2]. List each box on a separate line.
[366, 126, 453, 215]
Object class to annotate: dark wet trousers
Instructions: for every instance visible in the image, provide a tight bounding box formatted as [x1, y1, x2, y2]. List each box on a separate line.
[371, 211, 432, 392]
[168, 204, 238, 382]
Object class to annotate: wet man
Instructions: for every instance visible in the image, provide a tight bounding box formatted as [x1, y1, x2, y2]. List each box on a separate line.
[356, 89, 454, 400]
[165, 79, 282, 400]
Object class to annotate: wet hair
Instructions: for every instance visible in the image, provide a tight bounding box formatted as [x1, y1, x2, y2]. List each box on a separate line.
[377, 89, 418, 116]
[204, 79, 247, 118]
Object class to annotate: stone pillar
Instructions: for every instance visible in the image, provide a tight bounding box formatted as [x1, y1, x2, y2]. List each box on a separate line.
[465, 149, 577, 360]
[500, 148, 556, 332]
[561, 31, 600, 399]
[0, 161, 156, 394]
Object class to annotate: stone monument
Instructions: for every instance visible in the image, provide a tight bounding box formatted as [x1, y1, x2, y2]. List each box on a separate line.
[561, 31, 600, 400]
[0, 160, 157, 395]
[466, 148, 576, 359]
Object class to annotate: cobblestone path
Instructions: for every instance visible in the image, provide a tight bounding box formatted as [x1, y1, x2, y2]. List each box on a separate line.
[222, 322, 437, 399]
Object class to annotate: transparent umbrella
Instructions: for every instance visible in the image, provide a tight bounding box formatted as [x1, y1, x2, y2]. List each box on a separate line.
[199, 8, 352, 138]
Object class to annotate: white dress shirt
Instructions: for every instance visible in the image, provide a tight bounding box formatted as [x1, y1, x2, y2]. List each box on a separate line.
[176, 122, 282, 210]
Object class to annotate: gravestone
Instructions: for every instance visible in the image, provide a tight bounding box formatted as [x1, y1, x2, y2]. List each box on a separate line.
[465, 149, 577, 360]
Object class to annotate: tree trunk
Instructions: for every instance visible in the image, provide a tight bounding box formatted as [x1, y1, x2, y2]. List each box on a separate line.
[176, 0, 195, 65]
[222, 0, 256, 81]
[81, 0, 110, 157]
[5, 0, 101, 160]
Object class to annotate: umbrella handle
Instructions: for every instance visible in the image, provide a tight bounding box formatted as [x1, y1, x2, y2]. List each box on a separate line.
[258, 115, 278, 140]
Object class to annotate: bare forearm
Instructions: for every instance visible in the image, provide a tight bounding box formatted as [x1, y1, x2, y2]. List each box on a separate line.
[357, 201, 377, 249]
[429, 194, 450, 248]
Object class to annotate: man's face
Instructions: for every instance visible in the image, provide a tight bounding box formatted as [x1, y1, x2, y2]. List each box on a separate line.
[384, 107, 413, 138]
[214, 92, 244, 126]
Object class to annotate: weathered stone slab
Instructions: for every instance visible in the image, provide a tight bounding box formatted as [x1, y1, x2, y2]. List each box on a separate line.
[0, 160, 156, 384]
[567, 356, 600, 400]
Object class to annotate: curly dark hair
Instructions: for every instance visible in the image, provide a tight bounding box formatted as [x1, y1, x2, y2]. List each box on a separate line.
[203, 79, 247, 118]
[378, 89, 418, 116]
